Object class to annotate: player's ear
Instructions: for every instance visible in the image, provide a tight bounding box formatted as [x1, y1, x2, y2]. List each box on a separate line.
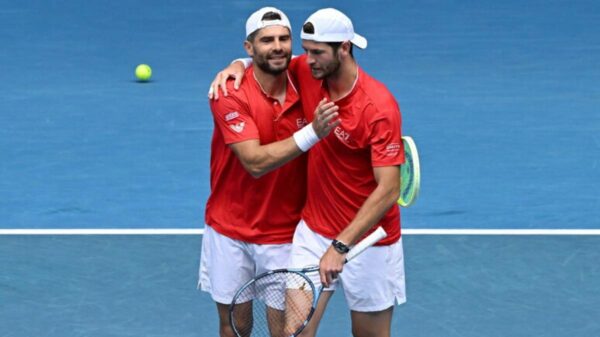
[243, 40, 254, 57]
[341, 41, 352, 57]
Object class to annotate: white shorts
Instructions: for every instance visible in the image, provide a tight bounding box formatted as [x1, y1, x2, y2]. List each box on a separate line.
[290, 220, 406, 312]
[198, 225, 292, 304]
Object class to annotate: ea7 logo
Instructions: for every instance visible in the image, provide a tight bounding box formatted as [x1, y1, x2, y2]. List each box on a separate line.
[334, 127, 350, 143]
[296, 118, 308, 129]
[230, 122, 245, 133]
[225, 111, 240, 121]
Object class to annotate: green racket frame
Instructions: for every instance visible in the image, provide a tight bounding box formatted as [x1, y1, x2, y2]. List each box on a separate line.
[398, 136, 420, 207]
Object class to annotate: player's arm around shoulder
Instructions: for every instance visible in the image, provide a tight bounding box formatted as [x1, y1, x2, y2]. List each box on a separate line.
[208, 61, 248, 100]
[208, 56, 305, 99]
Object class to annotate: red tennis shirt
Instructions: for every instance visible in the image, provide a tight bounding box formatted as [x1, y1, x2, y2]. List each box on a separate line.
[289, 55, 404, 245]
[206, 66, 308, 244]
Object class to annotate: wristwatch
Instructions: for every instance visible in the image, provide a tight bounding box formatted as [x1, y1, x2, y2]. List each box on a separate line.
[331, 239, 350, 254]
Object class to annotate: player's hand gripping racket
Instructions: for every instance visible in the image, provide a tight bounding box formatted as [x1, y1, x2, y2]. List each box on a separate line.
[229, 227, 388, 337]
[398, 136, 421, 207]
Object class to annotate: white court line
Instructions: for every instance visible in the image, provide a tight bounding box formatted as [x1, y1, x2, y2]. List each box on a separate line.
[404, 229, 600, 235]
[1, 228, 600, 235]
[0, 228, 204, 235]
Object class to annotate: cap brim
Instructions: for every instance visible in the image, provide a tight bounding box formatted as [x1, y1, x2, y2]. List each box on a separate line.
[351, 33, 367, 49]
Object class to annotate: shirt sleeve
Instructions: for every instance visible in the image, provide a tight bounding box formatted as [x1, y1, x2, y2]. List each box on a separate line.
[368, 103, 405, 167]
[209, 87, 259, 144]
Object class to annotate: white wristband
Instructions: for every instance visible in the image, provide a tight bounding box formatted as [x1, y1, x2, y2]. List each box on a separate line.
[232, 58, 252, 69]
[293, 124, 320, 152]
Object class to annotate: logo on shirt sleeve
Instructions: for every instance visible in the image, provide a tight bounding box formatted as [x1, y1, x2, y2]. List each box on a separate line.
[230, 122, 245, 133]
[386, 143, 401, 156]
[225, 111, 240, 121]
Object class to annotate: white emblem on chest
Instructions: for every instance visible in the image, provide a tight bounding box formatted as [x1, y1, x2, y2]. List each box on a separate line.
[334, 126, 351, 143]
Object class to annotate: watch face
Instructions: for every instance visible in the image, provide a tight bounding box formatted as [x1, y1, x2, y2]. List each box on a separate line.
[332, 240, 349, 253]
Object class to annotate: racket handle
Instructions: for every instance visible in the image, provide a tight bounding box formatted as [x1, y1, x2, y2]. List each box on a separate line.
[345, 227, 388, 262]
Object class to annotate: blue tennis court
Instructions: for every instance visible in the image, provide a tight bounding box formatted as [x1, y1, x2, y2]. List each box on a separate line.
[2, 235, 599, 336]
[1, 0, 599, 336]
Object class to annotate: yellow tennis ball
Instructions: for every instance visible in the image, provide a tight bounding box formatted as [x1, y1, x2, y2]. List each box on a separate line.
[135, 64, 152, 81]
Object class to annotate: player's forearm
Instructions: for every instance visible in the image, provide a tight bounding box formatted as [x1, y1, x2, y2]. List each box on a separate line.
[232, 108, 333, 178]
[336, 179, 400, 246]
[236, 123, 319, 178]
[241, 138, 304, 178]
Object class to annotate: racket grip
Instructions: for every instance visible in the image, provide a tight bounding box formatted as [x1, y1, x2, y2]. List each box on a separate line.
[345, 227, 388, 262]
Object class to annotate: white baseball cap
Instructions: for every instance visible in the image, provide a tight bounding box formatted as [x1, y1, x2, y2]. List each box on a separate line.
[245, 7, 292, 38]
[300, 8, 367, 49]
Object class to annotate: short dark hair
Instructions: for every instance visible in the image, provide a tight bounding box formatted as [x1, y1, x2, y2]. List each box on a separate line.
[247, 12, 283, 42]
[302, 22, 353, 57]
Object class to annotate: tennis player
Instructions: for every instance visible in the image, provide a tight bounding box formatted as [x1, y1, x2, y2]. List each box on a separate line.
[209, 8, 407, 337]
[199, 7, 340, 337]
[292, 10, 406, 337]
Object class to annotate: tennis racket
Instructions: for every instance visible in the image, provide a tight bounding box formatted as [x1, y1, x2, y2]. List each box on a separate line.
[398, 136, 421, 207]
[229, 227, 388, 337]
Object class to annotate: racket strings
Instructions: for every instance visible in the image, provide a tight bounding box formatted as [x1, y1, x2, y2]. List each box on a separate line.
[231, 272, 316, 337]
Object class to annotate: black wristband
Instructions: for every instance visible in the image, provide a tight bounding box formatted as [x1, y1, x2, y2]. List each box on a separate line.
[331, 239, 350, 254]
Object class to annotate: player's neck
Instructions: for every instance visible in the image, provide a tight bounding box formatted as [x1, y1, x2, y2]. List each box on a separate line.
[326, 59, 358, 101]
[253, 68, 287, 104]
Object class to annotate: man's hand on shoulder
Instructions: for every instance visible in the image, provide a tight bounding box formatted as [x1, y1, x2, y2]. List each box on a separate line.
[208, 60, 247, 100]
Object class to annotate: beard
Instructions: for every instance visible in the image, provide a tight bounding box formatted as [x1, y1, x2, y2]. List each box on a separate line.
[253, 50, 292, 75]
[310, 57, 341, 80]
